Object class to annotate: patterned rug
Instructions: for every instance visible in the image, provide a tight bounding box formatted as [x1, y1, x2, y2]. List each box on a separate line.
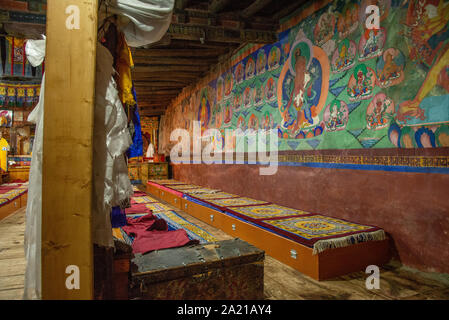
[155, 211, 217, 244]
[204, 197, 269, 210]
[189, 192, 239, 200]
[112, 227, 133, 245]
[0, 187, 27, 206]
[132, 196, 159, 204]
[168, 184, 202, 191]
[113, 211, 217, 245]
[258, 215, 386, 254]
[225, 204, 312, 222]
[181, 188, 219, 195]
[149, 179, 184, 185]
[145, 202, 173, 213]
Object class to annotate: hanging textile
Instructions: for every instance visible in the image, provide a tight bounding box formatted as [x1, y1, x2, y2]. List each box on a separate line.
[0, 81, 41, 107]
[116, 32, 135, 106]
[127, 86, 143, 159]
[101, 0, 175, 48]
[93, 43, 133, 248]
[0, 36, 43, 78]
[23, 38, 46, 300]
[23, 40, 134, 300]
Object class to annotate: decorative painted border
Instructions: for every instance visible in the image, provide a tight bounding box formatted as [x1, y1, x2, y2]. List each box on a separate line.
[276, 154, 449, 169]
[174, 153, 449, 174]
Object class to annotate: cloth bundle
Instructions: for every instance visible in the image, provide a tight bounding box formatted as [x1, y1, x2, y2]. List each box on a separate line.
[122, 214, 198, 254]
[102, 0, 175, 48]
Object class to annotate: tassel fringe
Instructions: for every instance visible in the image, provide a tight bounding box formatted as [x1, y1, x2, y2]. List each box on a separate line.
[312, 229, 386, 255]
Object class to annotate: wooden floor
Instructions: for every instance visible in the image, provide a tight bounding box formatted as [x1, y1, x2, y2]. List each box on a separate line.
[1, 199, 449, 300]
[0, 207, 26, 300]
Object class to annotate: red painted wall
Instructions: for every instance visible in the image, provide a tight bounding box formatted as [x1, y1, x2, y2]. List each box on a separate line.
[172, 162, 449, 274]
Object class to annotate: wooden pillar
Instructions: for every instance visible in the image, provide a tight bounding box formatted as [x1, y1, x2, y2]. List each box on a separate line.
[42, 0, 98, 299]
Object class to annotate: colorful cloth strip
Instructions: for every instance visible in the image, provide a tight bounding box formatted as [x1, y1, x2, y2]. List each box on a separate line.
[155, 211, 217, 244]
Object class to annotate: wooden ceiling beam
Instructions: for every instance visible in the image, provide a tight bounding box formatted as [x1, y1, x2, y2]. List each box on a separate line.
[133, 64, 210, 73]
[167, 23, 277, 44]
[139, 34, 171, 49]
[175, 0, 191, 10]
[134, 85, 185, 91]
[132, 48, 225, 58]
[241, 0, 272, 19]
[272, 0, 308, 20]
[140, 107, 167, 114]
[132, 71, 200, 79]
[133, 56, 217, 66]
[133, 81, 188, 87]
[209, 0, 232, 14]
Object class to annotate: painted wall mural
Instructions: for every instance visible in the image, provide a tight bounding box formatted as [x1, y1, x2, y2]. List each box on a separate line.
[161, 0, 449, 152]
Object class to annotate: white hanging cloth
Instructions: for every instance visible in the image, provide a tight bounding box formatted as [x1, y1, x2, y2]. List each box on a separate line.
[23, 41, 134, 300]
[23, 38, 46, 301]
[92, 43, 133, 248]
[102, 0, 174, 47]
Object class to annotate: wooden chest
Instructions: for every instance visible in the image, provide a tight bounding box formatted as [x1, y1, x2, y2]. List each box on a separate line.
[129, 238, 265, 300]
[128, 163, 140, 183]
[147, 162, 168, 179]
[139, 163, 149, 184]
[8, 166, 30, 181]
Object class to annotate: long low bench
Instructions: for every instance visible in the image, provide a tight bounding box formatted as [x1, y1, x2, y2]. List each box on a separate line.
[0, 182, 28, 221]
[146, 180, 390, 281]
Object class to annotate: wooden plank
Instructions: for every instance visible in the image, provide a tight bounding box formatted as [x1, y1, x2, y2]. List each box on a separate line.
[0, 274, 24, 291]
[133, 65, 210, 73]
[132, 48, 225, 58]
[133, 82, 187, 88]
[241, 0, 272, 19]
[133, 57, 217, 66]
[209, 0, 232, 14]
[0, 246, 24, 260]
[132, 71, 201, 80]
[0, 288, 24, 300]
[42, 0, 97, 300]
[0, 258, 26, 277]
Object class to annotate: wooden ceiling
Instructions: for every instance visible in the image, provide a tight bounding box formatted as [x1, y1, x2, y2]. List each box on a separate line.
[135, 0, 309, 116]
[0, 0, 310, 116]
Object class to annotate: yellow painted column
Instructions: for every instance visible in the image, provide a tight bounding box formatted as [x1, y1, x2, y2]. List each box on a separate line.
[42, 0, 98, 299]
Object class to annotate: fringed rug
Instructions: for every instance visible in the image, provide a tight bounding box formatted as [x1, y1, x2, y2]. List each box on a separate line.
[155, 211, 217, 244]
[132, 196, 159, 204]
[168, 184, 202, 191]
[181, 188, 219, 195]
[205, 197, 270, 210]
[226, 204, 312, 222]
[149, 179, 184, 185]
[145, 202, 173, 213]
[258, 215, 386, 254]
[189, 192, 239, 200]
[113, 211, 217, 245]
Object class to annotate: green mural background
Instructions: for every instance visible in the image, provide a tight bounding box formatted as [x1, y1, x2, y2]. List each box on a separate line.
[160, 0, 449, 153]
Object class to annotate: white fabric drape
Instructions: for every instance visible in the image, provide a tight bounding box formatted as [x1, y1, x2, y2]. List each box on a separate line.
[23, 39, 46, 300]
[102, 0, 174, 47]
[92, 43, 133, 248]
[23, 42, 133, 299]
